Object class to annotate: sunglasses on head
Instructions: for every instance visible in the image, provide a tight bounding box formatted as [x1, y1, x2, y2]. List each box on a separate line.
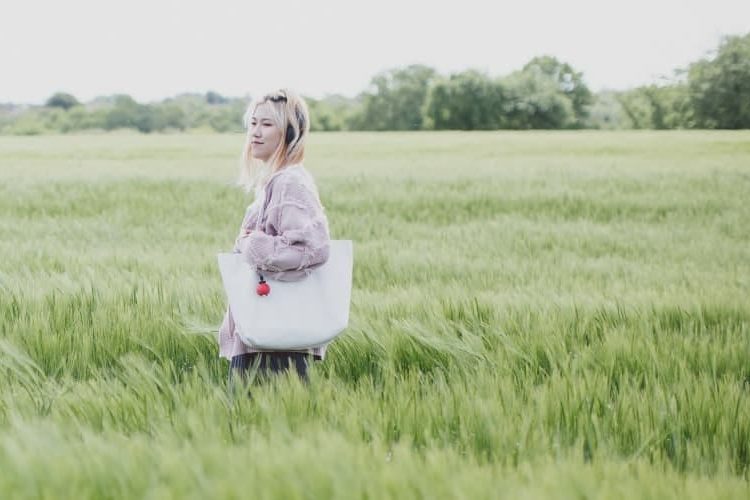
[265, 91, 287, 103]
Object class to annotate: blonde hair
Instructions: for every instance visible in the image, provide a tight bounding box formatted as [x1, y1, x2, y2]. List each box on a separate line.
[238, 88, 311, 193]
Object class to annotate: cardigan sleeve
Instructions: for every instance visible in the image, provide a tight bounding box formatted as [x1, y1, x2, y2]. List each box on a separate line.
[238, 178, 330, 280]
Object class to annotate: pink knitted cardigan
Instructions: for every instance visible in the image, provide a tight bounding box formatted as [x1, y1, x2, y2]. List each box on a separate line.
[218, 163, 331, 360]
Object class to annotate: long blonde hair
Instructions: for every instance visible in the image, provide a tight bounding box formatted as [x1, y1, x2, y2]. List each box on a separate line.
[238, 88, 310, 193]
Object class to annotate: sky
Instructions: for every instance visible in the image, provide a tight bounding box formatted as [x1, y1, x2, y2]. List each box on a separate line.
[2, 0, 749, 105]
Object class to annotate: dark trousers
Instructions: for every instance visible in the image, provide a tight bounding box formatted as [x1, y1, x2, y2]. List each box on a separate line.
[228, 352, 320, 391]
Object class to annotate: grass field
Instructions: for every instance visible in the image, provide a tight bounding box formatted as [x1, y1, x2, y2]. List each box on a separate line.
[0, 130, 749, 498]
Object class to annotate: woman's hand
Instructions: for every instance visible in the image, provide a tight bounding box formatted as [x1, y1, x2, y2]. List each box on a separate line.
[235, 229, 253, 251]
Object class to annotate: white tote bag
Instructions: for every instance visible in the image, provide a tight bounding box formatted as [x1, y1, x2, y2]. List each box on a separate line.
[217, 240, 353, 350]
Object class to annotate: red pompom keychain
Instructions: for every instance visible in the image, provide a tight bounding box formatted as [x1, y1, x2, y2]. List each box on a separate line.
[252, 198, 271, 297]
[256, 275, 271, 296]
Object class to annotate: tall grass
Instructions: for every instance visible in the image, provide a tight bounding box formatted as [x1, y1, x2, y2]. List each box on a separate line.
[1, 131, 749, 498]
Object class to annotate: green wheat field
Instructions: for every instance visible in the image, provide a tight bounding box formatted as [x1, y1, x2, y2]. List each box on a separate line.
[1, 131, 749, 499]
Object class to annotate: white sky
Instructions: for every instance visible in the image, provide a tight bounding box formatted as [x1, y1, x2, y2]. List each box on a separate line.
[2, 0, 749, 104]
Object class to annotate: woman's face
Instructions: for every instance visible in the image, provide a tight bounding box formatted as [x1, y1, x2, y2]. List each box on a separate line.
[248, 103, 283, 161]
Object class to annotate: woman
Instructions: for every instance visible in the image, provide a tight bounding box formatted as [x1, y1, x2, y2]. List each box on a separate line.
[218, 88, 331, 387]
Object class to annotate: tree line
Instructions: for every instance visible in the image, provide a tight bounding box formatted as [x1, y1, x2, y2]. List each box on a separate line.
[1, 32, 748, 135]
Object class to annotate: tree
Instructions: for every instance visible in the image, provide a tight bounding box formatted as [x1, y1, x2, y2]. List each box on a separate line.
[206, 100, 246, 132]
[688, 32, 750, 129]
[151, 103, 187, 131]
[104, 95, 154, 133]
[585, 91, 628, 129]
[521, 56, 593, 127]
[45, 92, 80, 110]
[502, 68, 575, 129]
[205, 91, 228, 105]
[615, 89, 653, 129]
[306, 94, 357, 131]
[642, 84, 693, 129]
[423, 70, 506, 130]
[349, 64, 438, 130]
